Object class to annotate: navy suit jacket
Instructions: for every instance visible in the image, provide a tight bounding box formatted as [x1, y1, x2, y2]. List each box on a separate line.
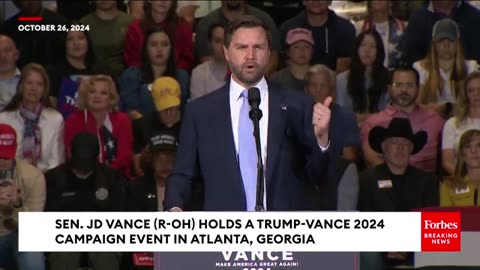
[164, 81, 329, 211]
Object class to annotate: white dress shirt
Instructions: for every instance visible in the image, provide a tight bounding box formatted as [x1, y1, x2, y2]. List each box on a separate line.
[229, 76, 269, 210]
[229, 76, 269, 164]
[229, 76, 329, 210]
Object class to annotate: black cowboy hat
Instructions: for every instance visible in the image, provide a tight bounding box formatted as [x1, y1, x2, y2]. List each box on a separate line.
[368, 117, 428, 155]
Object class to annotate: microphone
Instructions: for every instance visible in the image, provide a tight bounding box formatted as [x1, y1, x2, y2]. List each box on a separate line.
[248, 88, 263, 121]
[247, 87, 264, 211]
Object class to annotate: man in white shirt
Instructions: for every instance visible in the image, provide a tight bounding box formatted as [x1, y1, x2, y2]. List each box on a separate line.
[190, 23, 229, 100]
[0, 35, 20, 112]
[165, 15, 332, 211]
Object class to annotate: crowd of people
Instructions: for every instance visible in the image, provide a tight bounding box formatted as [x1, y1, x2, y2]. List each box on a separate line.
[1, 0, 480, 270]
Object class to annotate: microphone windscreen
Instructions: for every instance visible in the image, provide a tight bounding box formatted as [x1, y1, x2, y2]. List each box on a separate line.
[248, 87, 261, 107]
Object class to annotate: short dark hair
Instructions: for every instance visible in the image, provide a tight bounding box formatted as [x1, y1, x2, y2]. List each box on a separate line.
[208, 23, 225, 41]
[223, 15, 271, 48]
[388, 65, 420, 86]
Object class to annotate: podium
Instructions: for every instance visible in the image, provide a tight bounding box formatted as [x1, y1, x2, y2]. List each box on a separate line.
[154, 252, 359, 270]
[415, 206, 480, 268]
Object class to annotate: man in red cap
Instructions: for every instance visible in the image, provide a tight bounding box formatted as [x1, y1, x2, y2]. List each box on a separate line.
[271, 27, 314, 92]
[0, 123, 46, 270]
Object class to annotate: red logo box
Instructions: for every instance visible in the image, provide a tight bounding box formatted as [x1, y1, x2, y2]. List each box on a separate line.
[421, 212, 461, 252]
[132, 252, 154, 266]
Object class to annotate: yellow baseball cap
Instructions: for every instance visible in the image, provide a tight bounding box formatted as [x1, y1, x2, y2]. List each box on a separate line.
[151, 76, 181, 111]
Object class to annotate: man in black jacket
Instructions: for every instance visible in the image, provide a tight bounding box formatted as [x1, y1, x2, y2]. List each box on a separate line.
[358, 117, 439, 270]
[45, 131, 126, 270]
[128, 131, 178, 212]
[128, 130, 202, 212]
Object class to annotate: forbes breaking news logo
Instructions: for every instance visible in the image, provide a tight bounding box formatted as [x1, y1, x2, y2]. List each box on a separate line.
[421, 212, 461, 252]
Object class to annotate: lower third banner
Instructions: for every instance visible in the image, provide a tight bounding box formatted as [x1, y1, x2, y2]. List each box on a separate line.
[154, 252, 358, 270]
[18, 211, 461, 252]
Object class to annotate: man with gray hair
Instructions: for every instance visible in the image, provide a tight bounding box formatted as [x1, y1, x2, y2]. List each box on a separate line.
[305, 64, 360, 161]
[304, 64, 360, 211]
[358, 117, 438, 269]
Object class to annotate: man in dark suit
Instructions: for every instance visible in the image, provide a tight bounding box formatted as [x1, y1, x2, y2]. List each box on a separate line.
[358, 117, 439, 270]
[165, 15, 333, 211]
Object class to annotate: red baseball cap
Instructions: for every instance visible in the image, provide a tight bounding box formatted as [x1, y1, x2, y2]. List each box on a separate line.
[0, 124, 17, 159]
[286, 28, 315, 46]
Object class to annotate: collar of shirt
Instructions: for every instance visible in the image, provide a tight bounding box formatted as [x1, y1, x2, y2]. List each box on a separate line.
[15, 107, 46, 120]
[229, 75, 268, 101]
[428, 1, 462, 14]
[228, 74, 269, 163]
[384, 104, 421, 117]
[0, 68, 21, 82]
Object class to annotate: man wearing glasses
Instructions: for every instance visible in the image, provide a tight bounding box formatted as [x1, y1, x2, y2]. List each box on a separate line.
[360, 65, 445, 174]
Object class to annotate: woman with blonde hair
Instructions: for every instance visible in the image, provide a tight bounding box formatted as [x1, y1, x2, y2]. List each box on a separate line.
[0, 63, 64, 172]
[414, 18, 478, 118]
[440, 129, 480, 206]
[442, 71, 480, 175]
[64, 75, 133, 178]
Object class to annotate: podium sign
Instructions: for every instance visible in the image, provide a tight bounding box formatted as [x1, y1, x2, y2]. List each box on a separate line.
[155, 252, 359, 270]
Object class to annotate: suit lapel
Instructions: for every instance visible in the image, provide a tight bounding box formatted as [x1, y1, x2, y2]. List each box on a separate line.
[219, 85, 247, 202]
[266, 88, 287, 186]
[219, 84, 239, 167]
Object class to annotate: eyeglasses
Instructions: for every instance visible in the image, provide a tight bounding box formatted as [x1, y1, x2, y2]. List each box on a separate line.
[391, 82, 416, 89]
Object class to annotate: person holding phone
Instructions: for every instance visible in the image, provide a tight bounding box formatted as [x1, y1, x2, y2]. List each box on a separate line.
[0, 123, 46, 270]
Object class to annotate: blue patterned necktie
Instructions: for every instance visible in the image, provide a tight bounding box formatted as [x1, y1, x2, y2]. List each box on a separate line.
[238, 89, 258, 211]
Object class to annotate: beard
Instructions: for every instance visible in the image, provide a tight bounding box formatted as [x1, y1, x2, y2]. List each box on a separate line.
[230, 63, 265, 86]
[391, 93, 416, 108]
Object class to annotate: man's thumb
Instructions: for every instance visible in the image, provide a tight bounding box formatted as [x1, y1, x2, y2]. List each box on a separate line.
[323, 96, 333, 107]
